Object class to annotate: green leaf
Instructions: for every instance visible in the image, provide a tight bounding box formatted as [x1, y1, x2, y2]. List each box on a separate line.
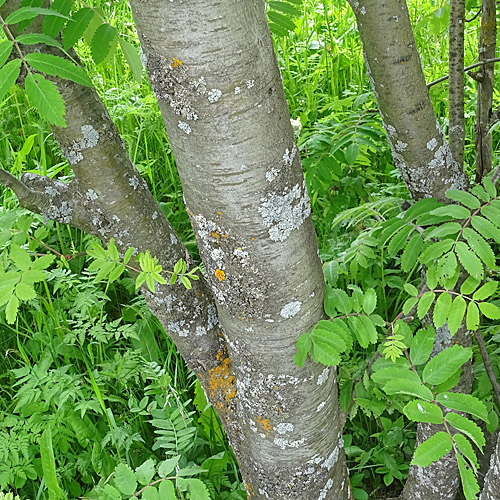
[445, 412, 485, 449]
[267, 10, 296, 32]
[410, 327, 436, 365]
[329, 288, 352, 314]
[384, 377, 434, 401]
[119, 37, 143, 82]
[455, 241, 484, 280]
[426, 264, 438, 290]
[311, 331, 341, 366]
[483, 177, 497, 198]
[447, 295, 467, 335]
[0, 40, 13, 68]
[40, 428, 63, 500]
[422, 345, 472, 385]
[403, 400, 443, 424]
[25, 73, 66, 127]
[158, 456, 180, 478]
[470, 216, 500, 244]
[42, 0, 74, 38]
[0, 59, 22, 103]
[462, 228, 496, 269]
[24, 53, 92, 86]
[436, 392, 489, 422]
[481, 204, 500, 228]
[177, 478, 211, 500]
[426, 222, 462, 239]
[430, 205, 471, 219]
[10, 244, 31, 270]
[320, 319, 353, 352]
[403, 296, 418, 315]
[401, 233, 423, 272]
[387, 224, 414, 257]
[453, 434, 478, 471]
[466, 301, 480, 331]
[63, 8, 95, 49]
[135, 459, 155, 486]
[158, 481, 177, 499]
[473, 281, 497, 301]
[142, 486, 159, 500]
[362, 288, 377, 314]
[99, 485, 121, 500]
[15, 282, 37, 301]
[456, 454, 480, 500]
[114, 464, 137, 496]
[411, 432, 453, 467]
[5, 6, 70, 24]
[91, 23, 118, 64]
[417, 291, 435, 319]
[5, 294, 19, 324]
[404, 283, 418, 296]
[471, 184, 490, 203]
[294, 332, 311, 367]
[461, 276, 480, 295]
[420, 239, 455, 264]
[16, 33, 62, 49]
[269, 1, 302, 16]
[348, 315, 376, 349]
[478, 301, 500, 319]
[445, 189, 481, 209]
[433, 292, 452, 328]
[437, 251, 458, 280]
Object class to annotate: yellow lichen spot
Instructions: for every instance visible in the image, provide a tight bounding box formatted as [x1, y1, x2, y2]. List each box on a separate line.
[255, 416, 273, 435]
[215, 269, 226, 281]
[211, 231, 220, 239]
[245, 483, 254, 497]
[216, 350, 225, 361]
[189, 211, 194, 215]
[208, 356, 236, 404]
[251, 237, 255, 240]
[217, 211, 222, 215]
[223, 234, 228, 238]
[171, 57, 183, 68]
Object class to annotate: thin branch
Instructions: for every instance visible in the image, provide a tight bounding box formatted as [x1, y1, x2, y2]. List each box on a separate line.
[427, 57, 500, 88]
[465, 7, 482, 22]
[474, 330, 500, 406]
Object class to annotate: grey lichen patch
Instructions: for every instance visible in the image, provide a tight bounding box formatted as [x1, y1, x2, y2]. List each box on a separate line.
[234, 86, 241, 95]
[318, 479, 334, 500]
[427, 137, 438, 151]
[246, 79, 255, 89]
[265, 167, 280, 183]
[280, 301, 302, 319]
[395, 140, 408, 152]
[46, 201, 73, 224]
[63, 124, 100, 165]
[86, 189, 98, 201]
[178, 121, 192, 135]
[258, 181, 311, 242]
[276, 422, 294, 434]
[207, 88, 222, 103]
[282, 144, 298, 167]
[44, 185, 59, 197]
[317, 367, 329, 386]
[316, 401, 326, 412]
[274, 436, 306, 449]
[129, 176, 140, 189]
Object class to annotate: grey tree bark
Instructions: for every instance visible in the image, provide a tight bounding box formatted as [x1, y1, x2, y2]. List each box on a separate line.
[346, 2, 472, 499]
[449, 0, 466, 168]
[480, 433, 500, 500]
[1, 0, 350, 498]
[474, 0, 497, 182]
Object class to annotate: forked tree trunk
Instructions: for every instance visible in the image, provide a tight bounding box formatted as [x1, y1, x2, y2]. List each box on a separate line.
[128, 2, 350, 498]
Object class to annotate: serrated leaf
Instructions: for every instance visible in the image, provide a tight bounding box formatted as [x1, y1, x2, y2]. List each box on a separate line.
[438, 251, 458, 280]
[25, 73, 66, 127]
[5, 6, 70, 24]
[471, 184, 490, 203]
[119, 38, 143, 82]
[478, 301, 500, 319]
[378, 218, 407, 245]
[63, 8, 95, 49]
[457, 454, 480, 500]
[433, 292, 452, 328]
[482, 204, 500, 229]
[158, 456, 180, 478]
[100, 484, 121, 500]
[5, 294, 19, 324]
[426, 264, 438, 290]
[387, 224, 414, 257]
[135, 459, 155, 485]
[417, 291, 435, 319]
[473, 281, 497, 301]
[455, 241, 484, 280]
[427, 222, 462, 238]
[294, 332, 311, 367]
[25, 53, 91, 86]
[445, 189, 481, 209]
[10, 244, 31, 270]
[483, 178, 497, 198]
[445, 412, 485, 449]
[436, 392, 488, 422]
[267, 10, 296, 32]
[430, 205, 471, 219]
[348, 315, 372, 349]
[404, 283, 418, 296]
[142, 486, 158, 500]
[15, 282, 37, 301]
[311, 332, 341, 366]
[410, 327, 436, 365]
[402, 233, 423, 272]
[411, 432, 453, 467]
[0, 59, 22, 102]
[269, 1, 302, 17]
[158, 481, 177, 499]
[384, 377, 434, 401]
[42, 0, 74, 38]
[466, 301, 480, 330]
[319, 319, 353, 352]
[403, 296, 418, 315]
[461, 276, 480, 295]
[114, 464, 137, 496]
[330, 288, 352, 314]
[423, 345, 472, 385]
[462, 228, 496, 269]
[178, 478, 211, 500]
[362, 288, 377, 314]
[420, 239, 455, 264]
[403, 400, 443, 424]
[448, 295, 467, 335]
[0, 40, 13, 68]
[91, 23, 118, 64]
[16, 33, 62, 49]
[470, 216, 500, 244]
[454, 434, 478, 472]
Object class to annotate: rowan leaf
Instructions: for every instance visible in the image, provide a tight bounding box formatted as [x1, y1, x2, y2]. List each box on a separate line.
[387, 224, 414, 257]
[294, 332, 311, 367]
[420, 239, 455, 265]
[410, 327, 435, 365]
[472, 281, 497, 301]
[362, 288, 377, 314]
[457, 454, 480, 500]
[0, 40, 13, 68]
[403, 400, 443, 424]
[114, 464, 137, 496]
[481, 204, 500, 229]
[42, 0, 74, 38]
[91, 23, 118, 64]
[483, 178, 497, 198]
[25, 73, 66, 127]
[427, 222, 462, 239]
[436, 392, 488, 422]
[5, 6, 70, 24]
[453, 434, 478, 472]
[470, 215, 500, 244]
[447, 295, 467, 335]
[118, 37, 143, 82]
[462, 228, 496, 268]
[417, 291, 435, 319]
[454, 241, 484, 280]
[445, 412, 485, 449]
[24, 53, 92, 86]
[445, 189, 481, 209]
[401, 233, 423, 272]
[478, 302, 500, 319]
[466, 301, 480, 331]
[422, 345, 472, 385]
[383, 378, 434, 401]
[411, 432, 453, 467]
[0, 59, 22, 103]
[433, 292, 452, 328]
[429, 205, 471, 219]
[63, 8, 95, 49]
[5, 294, 19, 324]
[461, 276, 480, 295]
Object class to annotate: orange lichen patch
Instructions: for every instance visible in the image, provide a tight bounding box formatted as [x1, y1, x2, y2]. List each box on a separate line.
[217, 211, 222, 215]
[223, 234, 228, 238]
[255, 416, 273, 435]
[216, 350, 225, 361]
[171, 57, 183, 68]
[251, 237, 255, 240]
[207, 357, 236, 405]
[245, 483, 254, 497]
[215, 269, 226, 281]
[211, 231, 220, 239]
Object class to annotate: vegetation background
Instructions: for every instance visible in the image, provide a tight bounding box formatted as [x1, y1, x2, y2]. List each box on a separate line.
[0, 0, 498, 498]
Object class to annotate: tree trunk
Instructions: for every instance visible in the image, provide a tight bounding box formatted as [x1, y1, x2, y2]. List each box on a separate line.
[128, 2, 350, 498]
[474, 0, 497, 182]
[449, 0, 466, 168]
[480, 432, 500, 500]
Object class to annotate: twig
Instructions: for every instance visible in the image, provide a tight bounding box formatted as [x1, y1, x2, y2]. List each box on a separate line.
[465, 8, 482, 22]
[427, 57, 500, 88]
[474, 330, 500, 406]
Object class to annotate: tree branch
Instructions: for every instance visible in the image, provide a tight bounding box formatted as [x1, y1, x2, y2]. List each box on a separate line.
[474, 330, 500, 406]
[427, 57, 500, 88]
